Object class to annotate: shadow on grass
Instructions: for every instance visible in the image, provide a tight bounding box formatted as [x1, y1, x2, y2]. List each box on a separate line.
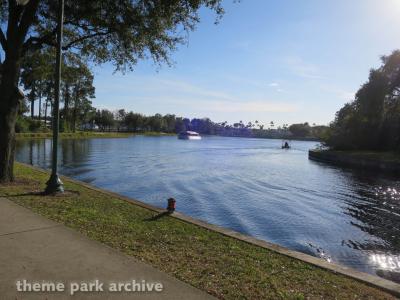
[144, 211, 172, 222]
[4, 190, 80, 198]
[4, 191, 45, 197]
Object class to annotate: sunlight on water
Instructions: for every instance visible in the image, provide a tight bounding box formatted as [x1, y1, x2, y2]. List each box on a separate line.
[370, 254, 400, 271]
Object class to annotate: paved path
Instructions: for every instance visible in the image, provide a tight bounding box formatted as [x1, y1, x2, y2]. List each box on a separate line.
[0, 198, 215, 300]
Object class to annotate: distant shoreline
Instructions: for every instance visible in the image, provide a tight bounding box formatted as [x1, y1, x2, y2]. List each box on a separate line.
[15, 131, 321, 142]
[15, 131, 175, 140]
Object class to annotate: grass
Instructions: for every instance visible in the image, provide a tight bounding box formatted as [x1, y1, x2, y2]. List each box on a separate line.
[332, 150, 400, 163]
[313, 149, 400, 163]
[0, 163, 396, 300]
[15, 131, 176, 139]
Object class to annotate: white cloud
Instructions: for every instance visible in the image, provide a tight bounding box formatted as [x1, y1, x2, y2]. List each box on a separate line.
[285, 56, 322, 79]
[318, 83, 355, 102]
[209, 100, 296, 113]
[95, 75, 297, 115]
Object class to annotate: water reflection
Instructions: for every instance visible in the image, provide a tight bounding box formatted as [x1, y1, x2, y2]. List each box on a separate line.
[16, 139, 94, 180]
[371, 254, 400, 271]
[340, 173, 400, 250]
[15, 137, 400, 283]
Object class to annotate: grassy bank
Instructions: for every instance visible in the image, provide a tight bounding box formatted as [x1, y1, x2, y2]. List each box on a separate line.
[0, 163, 396, 299]
[326, 150, 400, 163]
[309, 149, 400, 173]
[15, 131, 177, 140]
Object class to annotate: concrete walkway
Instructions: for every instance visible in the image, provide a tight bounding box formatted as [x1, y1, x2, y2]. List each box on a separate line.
[0, 198, 215, 299]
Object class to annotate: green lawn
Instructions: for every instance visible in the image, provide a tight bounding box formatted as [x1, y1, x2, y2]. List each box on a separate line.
[0, 163, 396, 300]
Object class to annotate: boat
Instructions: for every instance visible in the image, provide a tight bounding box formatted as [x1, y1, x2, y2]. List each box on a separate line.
[178, 131, 202, 140]
[281, 140, 291, 149]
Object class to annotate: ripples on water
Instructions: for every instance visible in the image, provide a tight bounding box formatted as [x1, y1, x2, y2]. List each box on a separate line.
[16, 136, 400, 283]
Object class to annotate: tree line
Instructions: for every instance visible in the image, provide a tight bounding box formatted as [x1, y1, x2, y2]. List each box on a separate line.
[17, 48, 95, 133]
[91, 109, 326, 140]
[324, 50, 400, 151]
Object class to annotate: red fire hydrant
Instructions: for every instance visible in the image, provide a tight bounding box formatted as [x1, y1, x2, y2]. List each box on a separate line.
[167, 198, 176, 213]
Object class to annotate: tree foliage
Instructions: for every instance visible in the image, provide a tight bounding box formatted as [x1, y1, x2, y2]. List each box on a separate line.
[1, 0, 224, 70]
[325, 50, 400, 151]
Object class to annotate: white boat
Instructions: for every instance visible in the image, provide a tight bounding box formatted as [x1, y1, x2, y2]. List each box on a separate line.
[178, 131, 202, 140]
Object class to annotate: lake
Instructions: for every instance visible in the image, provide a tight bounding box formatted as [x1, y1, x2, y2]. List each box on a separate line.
[16, 135, 400, 282]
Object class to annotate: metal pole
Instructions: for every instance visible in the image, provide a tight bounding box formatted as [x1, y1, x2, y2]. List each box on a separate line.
[45, 0, 64, 194]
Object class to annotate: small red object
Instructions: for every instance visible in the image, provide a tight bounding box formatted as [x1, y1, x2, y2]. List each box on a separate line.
[167, 198, 176, 212]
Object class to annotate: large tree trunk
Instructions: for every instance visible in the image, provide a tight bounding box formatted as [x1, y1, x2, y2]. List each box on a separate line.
[30, 98, 34, 118]
[72, 104, 77, 133]
[64, 83, 70, 131]
[0, 58, 22, 182]
[30, 83, 36, 118]
[38, 92, 42, 121]
[0, 0, 40, 182]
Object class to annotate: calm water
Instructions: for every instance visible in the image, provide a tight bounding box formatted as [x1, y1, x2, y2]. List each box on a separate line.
[16, 136, 400, 282]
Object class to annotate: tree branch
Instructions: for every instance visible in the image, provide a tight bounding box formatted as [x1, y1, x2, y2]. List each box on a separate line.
[16, 0, 40, 46]
[22, 29, 57, 54]
[62, 30, 112, 50]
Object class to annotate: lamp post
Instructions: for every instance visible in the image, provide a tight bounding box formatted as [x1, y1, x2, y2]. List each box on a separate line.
[45, 0, 64, 194]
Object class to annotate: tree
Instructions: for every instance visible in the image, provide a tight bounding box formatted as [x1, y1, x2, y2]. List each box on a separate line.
[69, 60, 95, 132]
[163, 114, 176, 133]
[20, 48, 53, 121]
[146, 113, 163, 132]
[289, 123, 311, 138]
[123, 112, 143, 131]
[325, 50, 400, 151]
[115, 109, 126, 131]
[0, 0, 224, 182]
[174, 117, 185, 133]
[95, 109, 114, 131]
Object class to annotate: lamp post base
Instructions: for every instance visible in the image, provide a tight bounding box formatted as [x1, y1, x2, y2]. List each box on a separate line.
[45, 173, 64, 194]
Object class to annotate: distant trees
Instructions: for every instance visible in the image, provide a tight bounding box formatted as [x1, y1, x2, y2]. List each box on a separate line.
[91, 111, 323, 140]
[18, 50, 96, 133]
[61, 54, 96, 132]
[123, 112, 143, 131]
[325, 50, 400, 151]
[289, 123, 311, 138]
[20, 49, 53, 120]
[95, 110, 115, 131]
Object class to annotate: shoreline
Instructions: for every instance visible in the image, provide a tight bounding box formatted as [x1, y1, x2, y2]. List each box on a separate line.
[16, 131, 320, 143]
[15, 132, 176, 140]
[0, 162, 399, 299]
[309, 149, 400, 174]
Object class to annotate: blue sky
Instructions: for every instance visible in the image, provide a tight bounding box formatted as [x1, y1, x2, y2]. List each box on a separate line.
[93, 0, 400, 127]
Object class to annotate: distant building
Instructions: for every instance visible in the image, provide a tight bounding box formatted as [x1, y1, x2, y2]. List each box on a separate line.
[80, 122, 99, 131]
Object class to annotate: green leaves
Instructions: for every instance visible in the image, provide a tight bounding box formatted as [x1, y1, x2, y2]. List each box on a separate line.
[11, 0, 224, 71]
[326, 50, 400, 151]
